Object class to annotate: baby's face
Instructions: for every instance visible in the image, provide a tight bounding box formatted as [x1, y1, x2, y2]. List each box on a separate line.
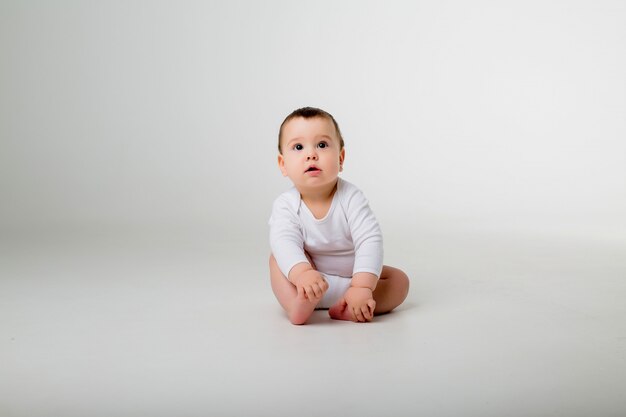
[278, 116, 344, 192]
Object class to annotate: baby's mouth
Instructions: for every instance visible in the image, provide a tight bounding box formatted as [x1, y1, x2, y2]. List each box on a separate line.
[305, 166, 321, 173]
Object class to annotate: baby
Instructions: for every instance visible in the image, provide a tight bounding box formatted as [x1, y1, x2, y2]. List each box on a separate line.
[269, 107, 410, 325]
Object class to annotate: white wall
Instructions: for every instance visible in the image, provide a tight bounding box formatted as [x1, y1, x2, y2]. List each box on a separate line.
[1, 1, 625, 243]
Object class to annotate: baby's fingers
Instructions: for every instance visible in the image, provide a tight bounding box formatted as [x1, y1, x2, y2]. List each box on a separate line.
[311, 283, 324, 299]
[367, 299, 376, 317]
[296, 285, 307, 300]
[353, 306, 365, 322]
[304, 285, 317, 301]
[361, 304, 373, 321]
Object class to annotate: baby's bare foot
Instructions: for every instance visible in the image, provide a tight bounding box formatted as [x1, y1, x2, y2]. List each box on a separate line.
[328, 301, 353, 321]
[288, 292, 327, 325]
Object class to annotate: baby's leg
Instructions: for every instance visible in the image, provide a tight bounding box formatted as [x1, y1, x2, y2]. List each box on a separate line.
[269, 254, 325, 325]
[328, 265, 409, 321]
[372, 265, 410, 314]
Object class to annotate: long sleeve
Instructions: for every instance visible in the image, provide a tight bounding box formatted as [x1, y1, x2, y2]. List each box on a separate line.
[268, 194, 309, 278]
[343, 185, 383, 277]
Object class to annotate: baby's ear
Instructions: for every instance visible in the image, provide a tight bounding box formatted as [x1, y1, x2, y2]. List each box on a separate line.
[277, 154, 288, 177]
[339, 148, 345, 171]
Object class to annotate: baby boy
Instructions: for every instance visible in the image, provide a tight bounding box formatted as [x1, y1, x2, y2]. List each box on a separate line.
[269, 107, 409, 325]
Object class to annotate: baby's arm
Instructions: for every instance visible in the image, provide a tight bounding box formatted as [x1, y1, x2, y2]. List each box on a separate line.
[351, 272, 378, 290]
[270, 193, 325, 301]
[342, 184, 384, 322]
[288, 262, 329, 301]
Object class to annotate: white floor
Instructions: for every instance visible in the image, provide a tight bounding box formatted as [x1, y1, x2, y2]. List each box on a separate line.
[1, 229, 625, 417]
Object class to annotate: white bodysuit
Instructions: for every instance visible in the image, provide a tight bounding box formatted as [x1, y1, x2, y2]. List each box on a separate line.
[269, 178, 383, 307]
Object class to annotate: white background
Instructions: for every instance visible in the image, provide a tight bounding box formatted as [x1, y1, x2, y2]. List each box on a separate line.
[2, 0, 625, 242]
[1, 2, 625, 417]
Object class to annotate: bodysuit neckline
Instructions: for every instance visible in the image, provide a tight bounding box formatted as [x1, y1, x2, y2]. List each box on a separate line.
[299, 179, 342, 223]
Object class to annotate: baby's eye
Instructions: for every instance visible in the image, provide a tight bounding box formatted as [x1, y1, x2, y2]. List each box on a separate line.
[293, 144, 303, 151]
[318, 141, 328, 149]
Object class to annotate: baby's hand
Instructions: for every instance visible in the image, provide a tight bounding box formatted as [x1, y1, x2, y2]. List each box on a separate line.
[344, 287, 376, 322]
[293, 269, 328, 301]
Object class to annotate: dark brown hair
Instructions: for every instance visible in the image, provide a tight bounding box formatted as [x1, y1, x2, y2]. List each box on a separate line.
[278, 107, 344, 154]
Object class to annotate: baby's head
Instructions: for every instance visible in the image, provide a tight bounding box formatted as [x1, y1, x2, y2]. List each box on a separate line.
[278, 107, 344, 154]
[277, 107, 346, 190]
